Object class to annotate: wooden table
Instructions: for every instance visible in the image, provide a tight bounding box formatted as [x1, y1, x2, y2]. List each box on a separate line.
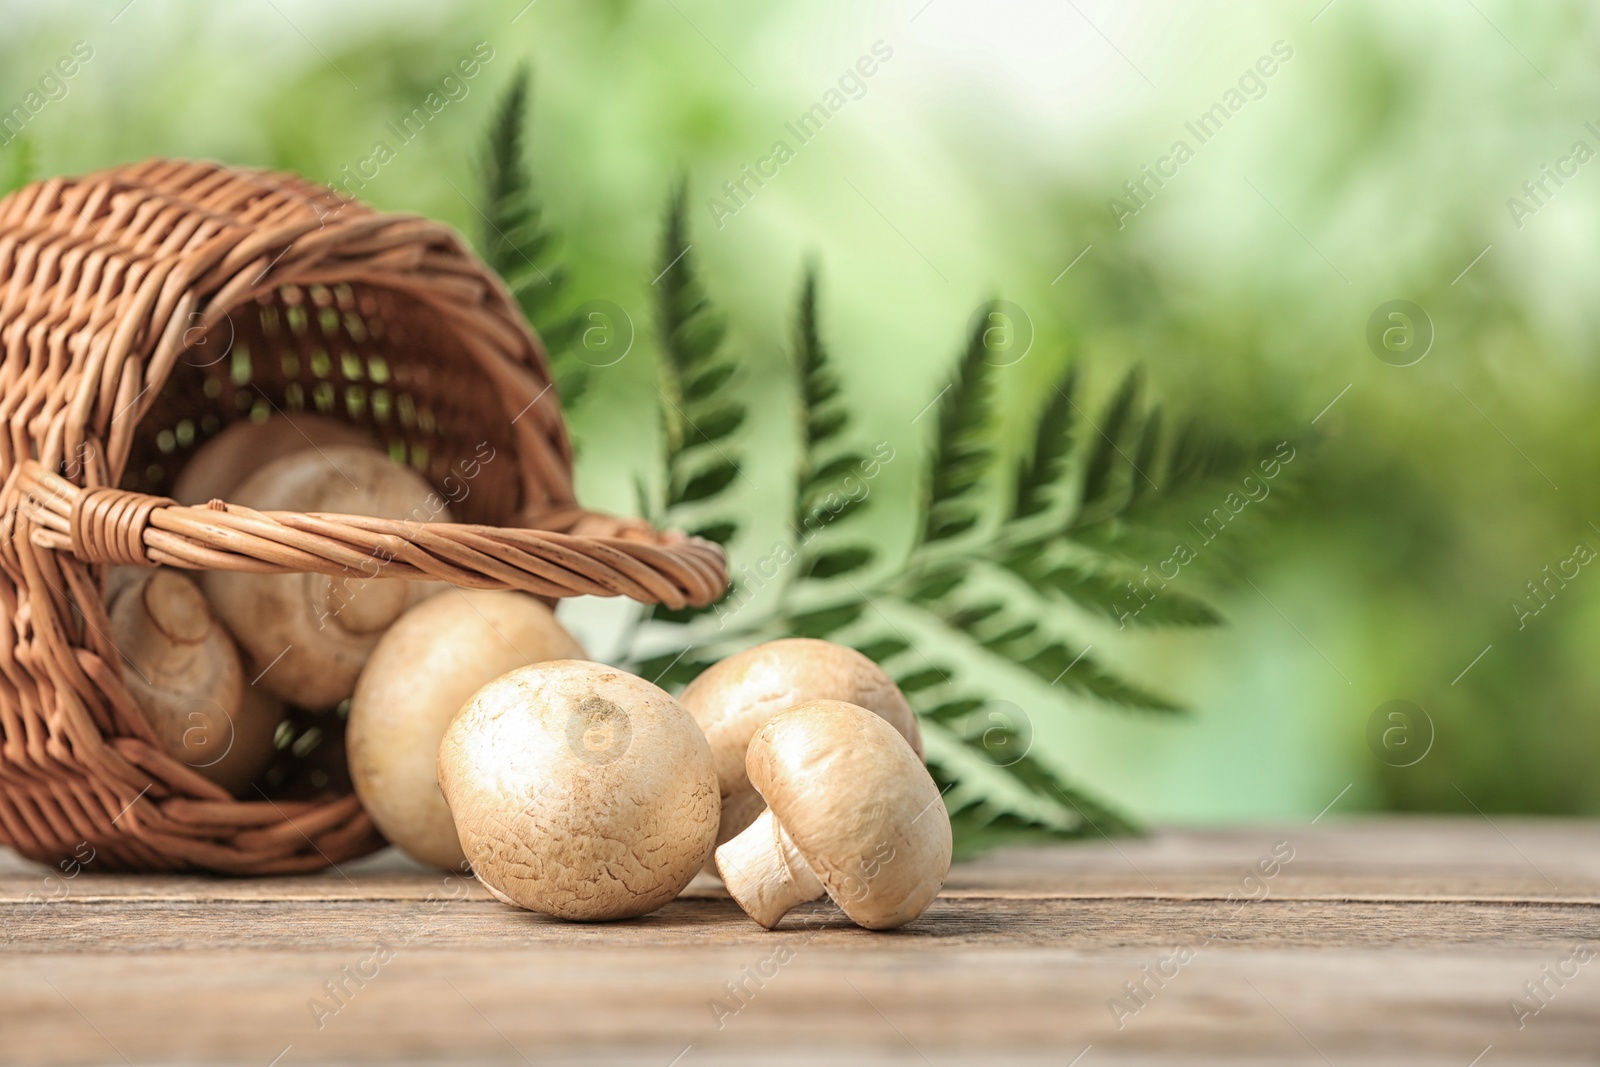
[2, 817, 1597, 1065]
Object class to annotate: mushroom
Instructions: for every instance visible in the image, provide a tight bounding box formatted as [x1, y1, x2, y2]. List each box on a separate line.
[108, 568, 281, 794]
[172, 413, 375, 505]
[679, 638, 922, 856]
[348, 590, 586, 870]
[438, 660, 719, 921]
[715, 699, 951, 931]
[202, 444, 450, 709]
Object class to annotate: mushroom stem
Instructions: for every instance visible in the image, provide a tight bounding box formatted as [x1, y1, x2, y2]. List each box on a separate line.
[715, 807, 825, 929]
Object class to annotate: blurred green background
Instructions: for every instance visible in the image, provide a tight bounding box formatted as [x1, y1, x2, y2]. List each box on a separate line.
[3, 0, 1595, 825]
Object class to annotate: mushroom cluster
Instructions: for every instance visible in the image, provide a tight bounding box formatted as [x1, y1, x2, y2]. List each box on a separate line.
[680, 638, 923, 857]
[716, 699, 950, 930]
[105, 416, 454, 799]
[109, 417, 950, 928]
[432, 640, 949, 929]
[202, 442, 449, 709]
[348, 590, 585, 870]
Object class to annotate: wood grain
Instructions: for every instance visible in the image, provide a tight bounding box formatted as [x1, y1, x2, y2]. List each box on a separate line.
[3, 818, 1598, 1065]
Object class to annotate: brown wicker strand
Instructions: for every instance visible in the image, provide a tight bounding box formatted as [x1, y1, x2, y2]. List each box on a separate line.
[0, 161, 728, 873]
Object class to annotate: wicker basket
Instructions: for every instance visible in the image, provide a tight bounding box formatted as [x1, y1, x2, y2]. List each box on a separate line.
[0, 159, 727, 874]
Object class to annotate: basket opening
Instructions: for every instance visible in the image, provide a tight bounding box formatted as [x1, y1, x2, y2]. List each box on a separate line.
[124, 281, 526, 527]
[118, 279, 540, 802]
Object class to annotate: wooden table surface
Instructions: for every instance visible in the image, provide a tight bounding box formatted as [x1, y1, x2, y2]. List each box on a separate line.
[2, 817, 1597, 1066]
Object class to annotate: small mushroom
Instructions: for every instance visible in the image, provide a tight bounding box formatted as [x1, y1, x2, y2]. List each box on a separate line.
[202, 444, 450, 709]
[716, 699, 951, 931]
[108, 568, 281, 794]
[680, 638, 922, 855]
[348, 590, 587, 870]
[172, 413, 375, 505]
[438, 660, 719, 921]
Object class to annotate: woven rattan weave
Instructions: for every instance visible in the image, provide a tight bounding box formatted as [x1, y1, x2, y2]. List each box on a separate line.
[0, 159, 726, 873]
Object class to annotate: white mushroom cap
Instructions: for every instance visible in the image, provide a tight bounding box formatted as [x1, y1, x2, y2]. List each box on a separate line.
[172, 413, 375, 505]
[438, 661, 719, 921]
[680, 638, 921, 854]
[109, 568, 281, 794]
[202, 444, 449, 709]
[348, 590, 586, 870]
[716, 699, 951, 931]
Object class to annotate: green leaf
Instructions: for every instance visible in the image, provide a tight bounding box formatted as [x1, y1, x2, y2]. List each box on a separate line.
[792, 269, 869, 532]
[922, 696, 986, 723]
[687, 403, 745, 446]
[787, 603, 865, 638]
[903, 567, 964, 604]
[854, 636, 912, 663]
[650, 575, 739, 624]
[926, 756, 1138, 859]
[799, 492, 867, 532]
[1061, 370, 1263, 540]
[655, 181, 744, 518]
[1012, 366, 1078, 520]
[686, 362, 736, 403]
[1067, 565, 1220, 627]
[676, 459, 740, 503]
[1044, 778, 1141, 838]
[1129, 407, 1163, 507]
[644, 184, 747, 626]
[631, 649, 720, 693]
[999, 632, 1181, 712]
[920, 582, 1186, 712]
[945, 601, 1004, 630]
[895, 666, 949, 693]
[807, 408, 848, 448]
[921, 307, 996, 543]
[689, 520, 737, 546]
[801, 454, 865, 499]
[1077, 368, 1143, 522]
[1051, 654, 1183, 712]
[615, 240, 1265, 853]
[478, 66, 584, 403]
[801, 545, 875, 579]
[1164, 420, 1250, 497]
[796, 269, 845, 447]
[1007, 554, 1224, 628]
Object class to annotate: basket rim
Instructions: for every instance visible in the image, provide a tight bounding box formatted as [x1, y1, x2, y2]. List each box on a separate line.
[0, 158, 728, 874]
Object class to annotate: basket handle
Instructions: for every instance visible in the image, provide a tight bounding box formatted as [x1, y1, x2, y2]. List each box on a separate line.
[9, 461, 728, 610]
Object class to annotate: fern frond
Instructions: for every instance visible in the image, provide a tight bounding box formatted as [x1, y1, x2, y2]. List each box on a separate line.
[1075, 368, 1146, 526]
[467, 99, 1182, 857]
[921, 306, 996, 544]
[795, 283, 867, 513]
[1001, 550, 1224, 628]
[1011, 366, 1078, 521]
[796, 270, 850, 456]
[801, 545, 874, 580]
[1161, 419, 1249, 497]
[629, 647, 722, 693]
[637, 185, 746, 628]
[479, 66, 583, 401]
[903, 574, 1184, 712]
[785, 601, 866, 638]
[927, 692, 1142, 843]
[1066, 370, 1258, 538]
[653, 182, 743, 529]
[927, 752, 1138, 859]
[791, 268, 873, 579]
